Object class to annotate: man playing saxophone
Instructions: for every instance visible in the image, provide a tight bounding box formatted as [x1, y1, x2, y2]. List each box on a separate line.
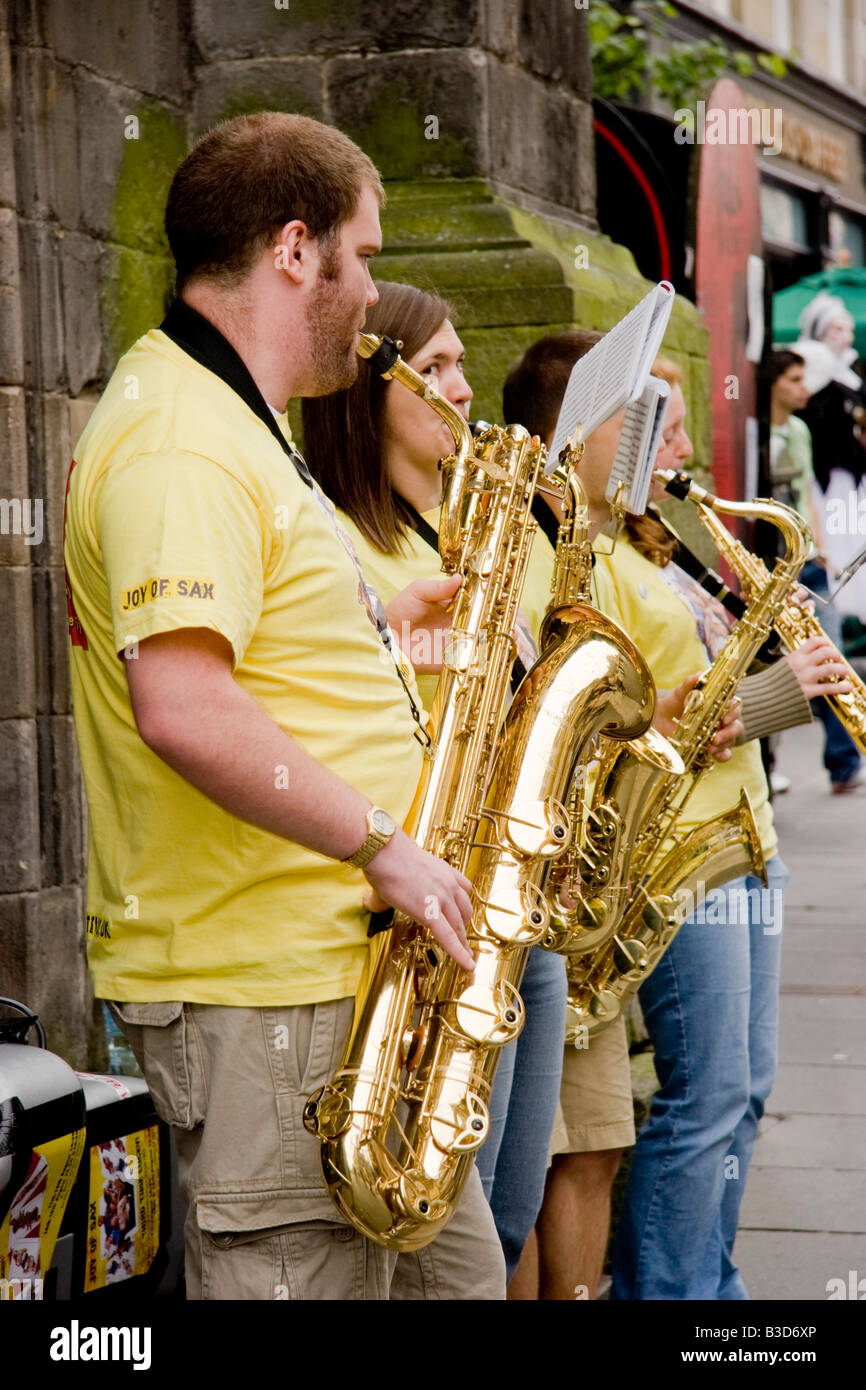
[63, 112, 506, 1301]
[502, 336, 851, 1301]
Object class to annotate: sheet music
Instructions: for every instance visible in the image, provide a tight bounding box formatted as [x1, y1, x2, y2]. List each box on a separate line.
[546, 281, 675, 473]
[605, 378, 670, 515]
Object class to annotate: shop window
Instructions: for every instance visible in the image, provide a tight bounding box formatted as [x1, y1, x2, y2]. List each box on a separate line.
[829, 208, 866, 265]
[761, 181, 810, 249]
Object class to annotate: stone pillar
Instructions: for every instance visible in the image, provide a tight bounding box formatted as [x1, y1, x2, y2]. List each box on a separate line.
[191, 0, 596, 224]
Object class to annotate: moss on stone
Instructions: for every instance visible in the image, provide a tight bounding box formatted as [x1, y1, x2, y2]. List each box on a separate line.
[373, 180, 711, 463]
[346, 94, 475, 181]
[102, 103, 186, 365]
[212, 82, 322, 126]
[457, 324, 573, 421]
[109, 104, 186, 257]
[102, 246, 175, 367]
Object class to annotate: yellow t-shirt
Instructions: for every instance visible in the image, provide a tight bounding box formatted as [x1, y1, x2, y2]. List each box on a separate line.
[342, 508, 558, 711]
[595, 537, 777, 857]
[64, 329, 424, 1006]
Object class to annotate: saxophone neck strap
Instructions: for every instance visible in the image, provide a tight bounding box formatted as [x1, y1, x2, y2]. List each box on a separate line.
[401, 501, 440, 554]
[159, 298, 314, 489]
[160, 299, 432, 748]
[531, 491, 561, 550]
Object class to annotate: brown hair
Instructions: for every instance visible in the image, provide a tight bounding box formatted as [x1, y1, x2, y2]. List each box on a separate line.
[502, 330, 602, 439]
[165, 112, 384, 292]
[503, 331, 681, 566]
[302, 280, 455, 553]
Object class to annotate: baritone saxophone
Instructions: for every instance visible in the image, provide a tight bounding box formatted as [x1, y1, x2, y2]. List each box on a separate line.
[303, 335, 658, 1249]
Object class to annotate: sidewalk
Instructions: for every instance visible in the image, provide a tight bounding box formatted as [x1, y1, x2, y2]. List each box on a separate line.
[735, 720, 866, 1300]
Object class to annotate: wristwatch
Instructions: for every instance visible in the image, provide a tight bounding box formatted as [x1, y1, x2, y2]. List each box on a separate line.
[342, 806, 397, 870]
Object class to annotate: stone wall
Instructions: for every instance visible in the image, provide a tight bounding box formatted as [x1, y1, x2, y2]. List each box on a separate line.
[0, 0, 706, 1065]
[0, 0, 185, 1064]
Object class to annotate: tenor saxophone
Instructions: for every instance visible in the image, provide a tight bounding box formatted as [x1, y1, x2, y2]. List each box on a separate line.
[564, 471, 812, 1039]
[303, 335, 657, 1249]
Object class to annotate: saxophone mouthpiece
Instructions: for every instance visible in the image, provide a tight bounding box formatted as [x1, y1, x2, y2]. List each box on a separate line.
[654, 469, 714, 506]
[356, 333, 402, 376]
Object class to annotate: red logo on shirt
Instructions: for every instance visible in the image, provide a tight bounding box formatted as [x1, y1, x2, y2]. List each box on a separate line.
[64, 459, 88, 650]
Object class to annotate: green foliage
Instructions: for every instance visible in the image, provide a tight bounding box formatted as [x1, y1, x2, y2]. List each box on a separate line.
[756, 51, 790, 78]
[589, 1, 787, 109]
[653, 38, 732, 109]
[587, 2, 649, 102]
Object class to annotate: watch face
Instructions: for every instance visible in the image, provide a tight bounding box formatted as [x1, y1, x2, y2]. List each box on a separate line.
[370, 808, 395, 836]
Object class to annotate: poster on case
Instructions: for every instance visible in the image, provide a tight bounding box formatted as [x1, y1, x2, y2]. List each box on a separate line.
[0, 1127, 86, 1297]
[83, 1126, 160, 1291]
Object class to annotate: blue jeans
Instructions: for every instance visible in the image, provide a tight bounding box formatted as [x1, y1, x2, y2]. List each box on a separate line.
[801, 560, 861, 785]
[475, 946, 567, 1279]
[611, 855, 788, 1300]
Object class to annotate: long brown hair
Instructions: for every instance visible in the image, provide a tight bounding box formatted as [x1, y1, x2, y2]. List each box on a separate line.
[302, 280, 454, 553]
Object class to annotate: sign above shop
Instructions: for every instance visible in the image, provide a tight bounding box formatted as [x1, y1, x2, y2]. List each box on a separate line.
[770, 111, 848, 183]
[674, 99, 847, 183]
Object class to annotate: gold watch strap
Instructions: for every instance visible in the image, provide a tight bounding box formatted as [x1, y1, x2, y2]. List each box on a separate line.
[342, 808, 395, 870]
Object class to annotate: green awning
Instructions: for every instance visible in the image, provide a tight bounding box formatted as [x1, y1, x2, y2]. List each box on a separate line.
[772, 266, 866, 360]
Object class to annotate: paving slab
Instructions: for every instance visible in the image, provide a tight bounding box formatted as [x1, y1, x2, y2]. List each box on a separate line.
[777, 1015, 866, 1066]
[747, 1115, 866, 1169]
[735, 1229, 866, 1301]
[781, 927, 866, 954]
[768, 1063, 866, 1115]
[779, 949, 866, 988]
[728, 723, 866, 1302]
[778, 994, 866, 1021]
[739, 1165, 866, 1232]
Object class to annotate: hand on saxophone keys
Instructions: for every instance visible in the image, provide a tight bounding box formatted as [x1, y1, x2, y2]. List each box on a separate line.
[362, 829, 477, 971]
[385, 574, 462, 673]
[785, 634, 854, 700]
[654, 672, 744, 761]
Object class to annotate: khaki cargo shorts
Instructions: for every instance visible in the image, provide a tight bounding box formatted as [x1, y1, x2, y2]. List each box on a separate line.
[548, 1013, 636, 1157]
[109, 996, 505, 1301]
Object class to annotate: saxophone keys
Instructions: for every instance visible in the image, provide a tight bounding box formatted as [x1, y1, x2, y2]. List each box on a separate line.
[641, 894, 676, 934]
[500, 798, 570, 858]
[564, 1000, 593, 1046]
[453, 978, 525, 1045]
[401, 1024, 427, 1070]
[397, 1173, 449, 1224]
[611, 936, 650, 977]
[302, 1084, 352, 1140]
[481, 882, 549, 945]
[430, 1090, 490, 1154]
[588, 989, 620, 1025]
[444, 628, 486, 674]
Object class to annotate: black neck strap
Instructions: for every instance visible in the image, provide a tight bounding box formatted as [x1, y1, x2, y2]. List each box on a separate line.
[531, 492, 561, 550]
[401, 501, 440, 554]
[159, 298, 314, 489]
[160, 299, 435, 744]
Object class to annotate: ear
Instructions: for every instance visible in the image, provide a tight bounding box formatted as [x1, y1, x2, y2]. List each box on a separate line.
[272, 219, 315, 285]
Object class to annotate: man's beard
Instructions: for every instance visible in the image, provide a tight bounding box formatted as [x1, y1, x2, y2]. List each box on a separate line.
[304, 266, 361, 396]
